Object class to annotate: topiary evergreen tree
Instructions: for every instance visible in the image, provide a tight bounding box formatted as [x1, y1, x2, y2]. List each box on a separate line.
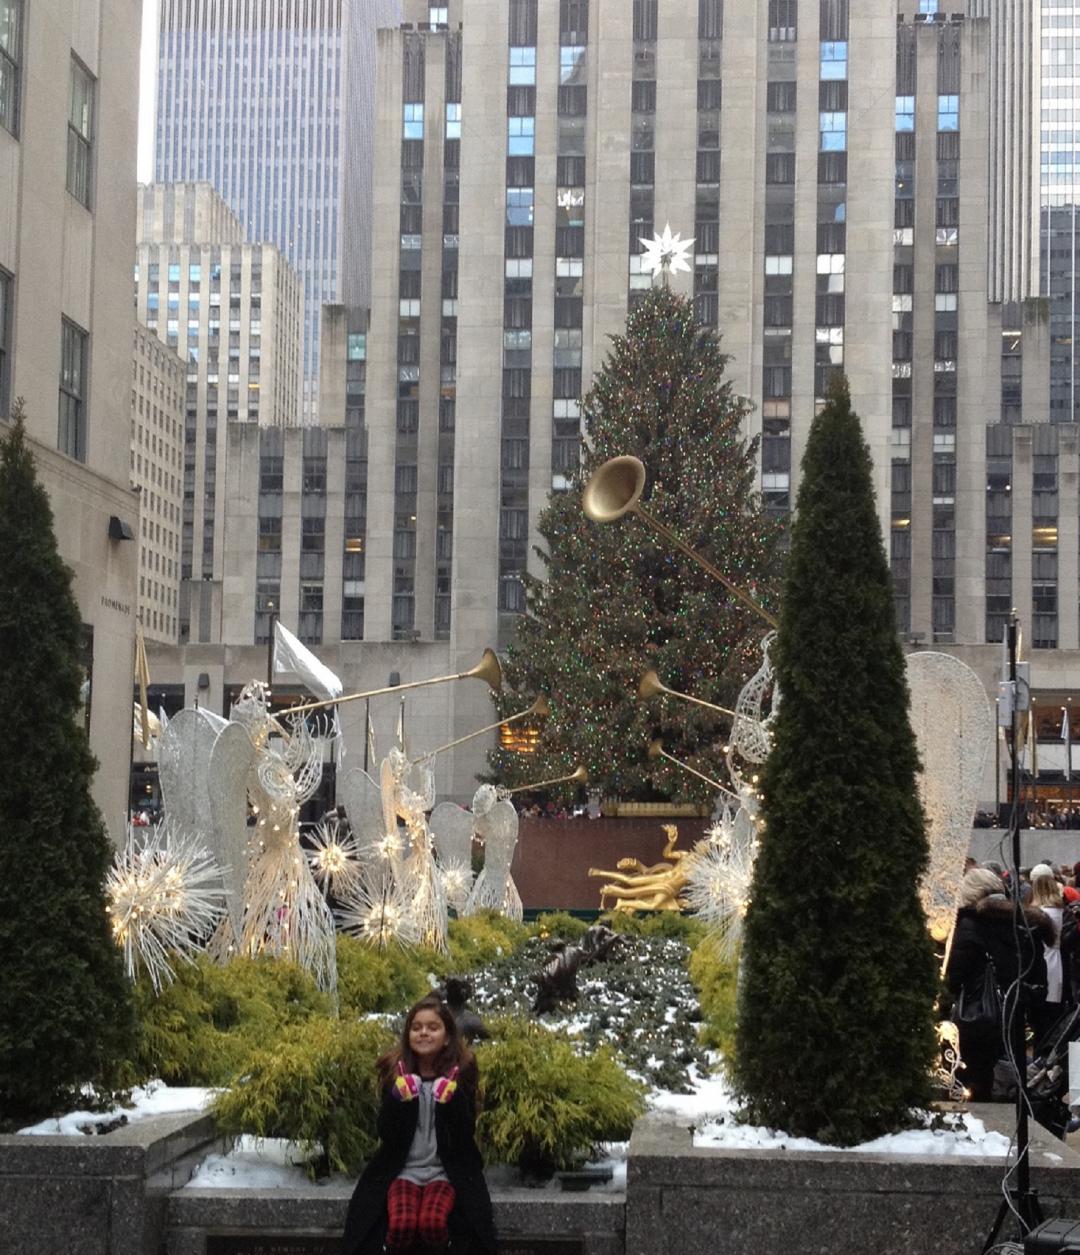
[0, 404, 135, 1119]
[731, 378, 938, 1145]
[487, 286, 782, 803]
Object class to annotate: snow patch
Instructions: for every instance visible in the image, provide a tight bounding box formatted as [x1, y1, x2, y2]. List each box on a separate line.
[18, 1080, 213, 1137]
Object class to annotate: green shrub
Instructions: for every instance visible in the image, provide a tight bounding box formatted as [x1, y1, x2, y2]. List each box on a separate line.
[688, 937, 739, 1059]
[336, 935, 441, 1018]
[476, 1016, 646, 1177]
[212, 1016, 395, 1176]
[601, 910, 705, 944]
[447, 911, 530, 969]
[531, 911, 589, 942]
[132, 954, 332, 1085]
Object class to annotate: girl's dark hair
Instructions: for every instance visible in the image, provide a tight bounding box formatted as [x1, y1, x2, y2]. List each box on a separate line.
[377, 994, 477, 1095]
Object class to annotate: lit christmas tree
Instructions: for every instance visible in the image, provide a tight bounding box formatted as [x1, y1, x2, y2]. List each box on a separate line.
[487, 285, 783, 804]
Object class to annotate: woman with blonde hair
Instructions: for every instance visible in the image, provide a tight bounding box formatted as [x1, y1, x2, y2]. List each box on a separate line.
[1029, 863, 1066, 1045]
[948, 867, 1052, 1100]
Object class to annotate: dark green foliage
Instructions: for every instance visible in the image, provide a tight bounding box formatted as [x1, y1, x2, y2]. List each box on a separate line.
[531, 911, 590, 942]
[487, 286, 782, 803]
[0, 406, 135, 1118]
[475, 1017, 646, 1176]
[212, 1016, 395, 1177]
[132, 954, 333, 1085]
[731, 379, 938, 1145]
[465, 932, 708, 1092]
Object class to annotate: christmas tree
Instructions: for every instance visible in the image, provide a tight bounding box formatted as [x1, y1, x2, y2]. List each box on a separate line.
[0, 404, 135, 1119]
[731, 378, 938, 1145]
[487, 286, 782, 803]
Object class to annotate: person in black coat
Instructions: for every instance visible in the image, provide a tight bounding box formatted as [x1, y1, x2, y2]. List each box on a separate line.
[947, 867, 1054, 1102]
[342, 994, 496, 1255]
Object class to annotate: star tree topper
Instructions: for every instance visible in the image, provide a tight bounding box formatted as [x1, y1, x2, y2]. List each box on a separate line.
[639, 223, 694, 284]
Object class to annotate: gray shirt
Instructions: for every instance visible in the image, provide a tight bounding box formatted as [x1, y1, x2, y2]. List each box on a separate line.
[398, 1079, 449, 1186]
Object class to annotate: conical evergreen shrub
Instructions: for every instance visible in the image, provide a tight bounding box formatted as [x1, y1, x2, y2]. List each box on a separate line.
[731, 378, 938, 1145]
[0, 405, 135, 1119]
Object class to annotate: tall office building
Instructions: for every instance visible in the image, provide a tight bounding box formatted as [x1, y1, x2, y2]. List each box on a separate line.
[135, 182, 303, 642]
[1, 0, 142, 838]
[152, 0, 402, 419]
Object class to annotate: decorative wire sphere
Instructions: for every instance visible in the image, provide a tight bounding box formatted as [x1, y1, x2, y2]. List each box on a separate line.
[306, 818, 362, 893]
[337, 871, 420, 949]
[105, 819, 228, 991]
[683, 807, 760, 961]
[438, 856, 474, 914]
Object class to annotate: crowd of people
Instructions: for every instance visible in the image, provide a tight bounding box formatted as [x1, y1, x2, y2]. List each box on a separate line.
[947, 858, 1080, 1104]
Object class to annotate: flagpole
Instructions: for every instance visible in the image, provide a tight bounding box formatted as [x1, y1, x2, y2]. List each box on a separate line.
[363, 696, 371, 775]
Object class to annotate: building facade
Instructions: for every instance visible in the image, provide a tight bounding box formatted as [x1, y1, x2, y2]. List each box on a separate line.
[0, 0, 142, 839]
[152, 0, 402, 418]
[135, 182, 303, 643]
[131, 321, 185, 644]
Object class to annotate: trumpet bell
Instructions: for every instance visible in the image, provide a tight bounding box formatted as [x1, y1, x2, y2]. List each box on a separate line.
[638, 669, 666, 701]
[582, 456, 647, 524]
[647, 738, 664, 761]
[529, 694, 551, 718]
[467, 648, 503, 691]
[569, 765, 589, 784]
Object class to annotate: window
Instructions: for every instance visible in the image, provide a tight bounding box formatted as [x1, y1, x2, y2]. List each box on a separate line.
[509, 46, 536, 85]
[0, 267, 10, 416]
[0, 0, 22, 135]
[819, 111, 846, 151]
[506, 186, 534, 226]
[67, 58, 95, 208]
[429, 5, 448, 24]
[403, 103, 424, 139]
[938, 94, 958, 132]
[895, 96, 914, 132]
[58, 318, 87, 460]
[768, 0, 796, 41]
[820, 41, 847, 80]
[508, 115, 535, 156]
[446, 102, 461, 139]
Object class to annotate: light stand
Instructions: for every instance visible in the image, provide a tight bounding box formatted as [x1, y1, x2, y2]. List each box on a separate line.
[982, 614, 1042, 1252]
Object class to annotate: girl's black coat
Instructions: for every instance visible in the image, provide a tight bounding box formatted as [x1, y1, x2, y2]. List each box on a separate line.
[342, 1084, 496, 1255]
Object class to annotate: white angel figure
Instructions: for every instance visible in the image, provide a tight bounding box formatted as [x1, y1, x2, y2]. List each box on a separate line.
[428, 801, 477, 913]
[465, 784, 523, 921]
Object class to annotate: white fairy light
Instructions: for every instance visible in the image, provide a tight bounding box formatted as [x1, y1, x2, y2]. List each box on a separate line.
[684, 804, 760, 960]
[104, 820, 227, 991]
[439, 856, 474, 914]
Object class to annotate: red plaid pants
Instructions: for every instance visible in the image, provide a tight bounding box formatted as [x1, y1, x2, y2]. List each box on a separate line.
[386, 1176, 456, 1249]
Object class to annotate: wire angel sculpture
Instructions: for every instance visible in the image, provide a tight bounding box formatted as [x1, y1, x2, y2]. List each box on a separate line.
[104, 819, 228, 991]
[906, 652, 994, 943]
[465, 784, 523, 920]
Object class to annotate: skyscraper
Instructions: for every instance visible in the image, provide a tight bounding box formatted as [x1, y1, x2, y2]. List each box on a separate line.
[152, 0, 402, 419]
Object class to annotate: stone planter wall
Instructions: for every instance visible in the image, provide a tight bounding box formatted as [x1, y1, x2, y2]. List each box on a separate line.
[625, 1108, 1080, 1255]
[0, 1112, 225, 1255]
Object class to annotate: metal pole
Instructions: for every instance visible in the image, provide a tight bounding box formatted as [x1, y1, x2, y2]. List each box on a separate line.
[363, 696, 370, 776]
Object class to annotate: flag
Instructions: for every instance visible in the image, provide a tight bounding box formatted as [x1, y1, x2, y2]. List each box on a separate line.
[1065, 708, 1072, 783]
[134, 622, 151, 749]
[273, 620, 343, 702]
[367, 711, 377, 766]
[396, 698, 405, 753]
[1029, 705, 1038, 780]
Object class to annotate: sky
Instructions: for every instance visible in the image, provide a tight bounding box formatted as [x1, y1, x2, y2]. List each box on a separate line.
[137, 0, 157, 183]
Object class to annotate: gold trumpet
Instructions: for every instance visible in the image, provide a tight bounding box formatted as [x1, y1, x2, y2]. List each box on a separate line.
[412, 695, 550, 762]
[582, 456, 777, 628]
[648, 738, 734, 798]
[638, 669, 736, 718]
[283, 648, 503, 717]
[506, 764, 588, 794]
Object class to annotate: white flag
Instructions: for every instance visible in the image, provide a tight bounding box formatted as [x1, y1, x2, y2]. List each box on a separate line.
[367, 712, 377, 765]
[1065, 708, 1072, 783]
[273, 620, 343, 702]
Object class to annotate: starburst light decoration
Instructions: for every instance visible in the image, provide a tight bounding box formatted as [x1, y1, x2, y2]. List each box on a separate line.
[306, 818, 362, 894]
[684, 804, 760, 960]
[105, 821, 228, 991]
[639, 223, 694, 281]
[439, 856, 474, 914]
[338, 870, 420, 949]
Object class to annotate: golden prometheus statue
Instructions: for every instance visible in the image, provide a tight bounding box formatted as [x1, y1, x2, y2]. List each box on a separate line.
[587, 823, 701, 913]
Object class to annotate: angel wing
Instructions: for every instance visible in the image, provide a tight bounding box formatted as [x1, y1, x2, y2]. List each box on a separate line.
[340, 765, 395, 876]
[429, 802, 475, 868]
[206, 721, 257, 947]
[467, 798, 520, 917]
[158, 708, 224, 838]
